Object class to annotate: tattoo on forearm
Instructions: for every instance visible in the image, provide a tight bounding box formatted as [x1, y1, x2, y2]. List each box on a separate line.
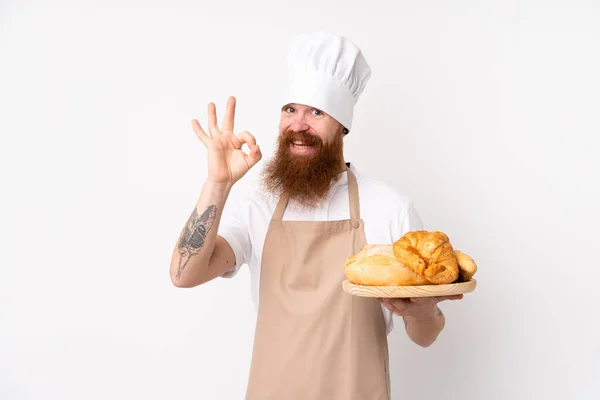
[176, 205, 217, 279]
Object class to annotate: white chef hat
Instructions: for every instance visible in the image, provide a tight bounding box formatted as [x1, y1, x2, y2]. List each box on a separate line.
[282, 31, 371, 133]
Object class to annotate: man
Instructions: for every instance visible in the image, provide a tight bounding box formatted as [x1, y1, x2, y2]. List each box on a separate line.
[169, 32, 462, 399]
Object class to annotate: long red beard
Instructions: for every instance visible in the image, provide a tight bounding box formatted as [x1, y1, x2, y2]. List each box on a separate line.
[260, 129, 345, 209]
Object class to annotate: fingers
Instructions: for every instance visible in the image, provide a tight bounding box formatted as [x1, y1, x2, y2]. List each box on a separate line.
[235, 131, 261, 167]
[191, 119, 210, 146]
[379, 294, 464, 320]
[378, 299, 395, 314]
[235, 131, 257, 148]
[379, 298, 409, 316]
[409, 297, 437, 307]
[221, 96, 236, 133]
[207, 102, 220, 137]
[408, 294, 463, 305]
[247, 144, 262, 167]
[430, 294, 463, 302]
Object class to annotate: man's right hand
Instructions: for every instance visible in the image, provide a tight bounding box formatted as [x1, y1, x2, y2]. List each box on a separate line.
[192, 96, 262, 186]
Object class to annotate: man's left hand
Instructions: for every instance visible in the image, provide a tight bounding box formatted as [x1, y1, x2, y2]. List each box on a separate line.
[378, 294, 463, 320]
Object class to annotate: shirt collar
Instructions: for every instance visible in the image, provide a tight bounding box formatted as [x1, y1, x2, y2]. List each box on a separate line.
[331, 162, 361, 190]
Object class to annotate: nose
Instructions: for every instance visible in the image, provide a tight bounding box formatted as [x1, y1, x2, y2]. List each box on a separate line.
[288, 113, 310, 132]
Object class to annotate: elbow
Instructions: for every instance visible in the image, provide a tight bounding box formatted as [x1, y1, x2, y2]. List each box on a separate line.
[413, 338, 436, 348]
[407, 322, 445, 348]
[170, 271, 202, 288]
[409, 332, 440, 348]
[171, 275, 192, 288]
[169, 263, 208, 288]
[169, 265, 193, 288]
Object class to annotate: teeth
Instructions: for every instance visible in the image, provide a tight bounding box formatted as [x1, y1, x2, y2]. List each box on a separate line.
[292, 142, 310, 149]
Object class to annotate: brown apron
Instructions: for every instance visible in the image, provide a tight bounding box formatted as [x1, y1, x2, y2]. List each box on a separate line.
[245, 169, 391, 400]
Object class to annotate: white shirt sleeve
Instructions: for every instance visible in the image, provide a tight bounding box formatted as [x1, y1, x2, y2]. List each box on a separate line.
[399, 202, 424, 234]
[217, 193, 252, 279]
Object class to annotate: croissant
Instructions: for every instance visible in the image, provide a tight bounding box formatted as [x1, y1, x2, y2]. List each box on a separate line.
[392, 231, 459, 284]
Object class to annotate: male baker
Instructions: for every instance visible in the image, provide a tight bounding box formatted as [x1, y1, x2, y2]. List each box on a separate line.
[170, 31, 462, 399]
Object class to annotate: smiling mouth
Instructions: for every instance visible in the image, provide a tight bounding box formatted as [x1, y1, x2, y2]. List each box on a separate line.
[292, 141, 312, 149]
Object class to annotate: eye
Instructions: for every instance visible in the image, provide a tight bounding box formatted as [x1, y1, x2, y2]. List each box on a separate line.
[311, 109, 323, 116]
[284, 106, 295, 113]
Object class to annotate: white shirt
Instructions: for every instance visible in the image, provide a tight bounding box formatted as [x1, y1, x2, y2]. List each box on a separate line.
[218, 163, 424, 334]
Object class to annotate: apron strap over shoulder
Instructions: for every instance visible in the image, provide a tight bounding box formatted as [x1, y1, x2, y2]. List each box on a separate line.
[271, 168, 361, 223]
[347, 168, 361, 224]
[272, 192, 289, 221]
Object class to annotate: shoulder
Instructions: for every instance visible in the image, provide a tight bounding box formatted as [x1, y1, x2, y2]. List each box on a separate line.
[355, 174, 422, 243]
[357, 175, 415, 216]
[355, 174, 424, 240]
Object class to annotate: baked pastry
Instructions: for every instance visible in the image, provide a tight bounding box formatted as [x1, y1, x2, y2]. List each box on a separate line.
[344, 244, 430, 286]
[454, 250, 477, 281]
[392, 231, 459, 284]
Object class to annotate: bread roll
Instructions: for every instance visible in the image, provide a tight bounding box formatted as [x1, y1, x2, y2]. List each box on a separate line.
[454, 250, 477, 281]
[344, 244, 430, 286]
[392, 231, 459, 284]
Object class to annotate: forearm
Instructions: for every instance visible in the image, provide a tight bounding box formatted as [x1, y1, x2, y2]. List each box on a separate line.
[403, 306, 445, 347]
[169, 180, 232, 286]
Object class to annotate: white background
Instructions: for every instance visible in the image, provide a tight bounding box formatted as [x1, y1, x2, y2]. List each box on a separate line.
[1, 1, 599, 399]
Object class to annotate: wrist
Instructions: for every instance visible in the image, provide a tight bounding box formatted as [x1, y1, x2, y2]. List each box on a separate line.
[205, 179, 234, 193]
